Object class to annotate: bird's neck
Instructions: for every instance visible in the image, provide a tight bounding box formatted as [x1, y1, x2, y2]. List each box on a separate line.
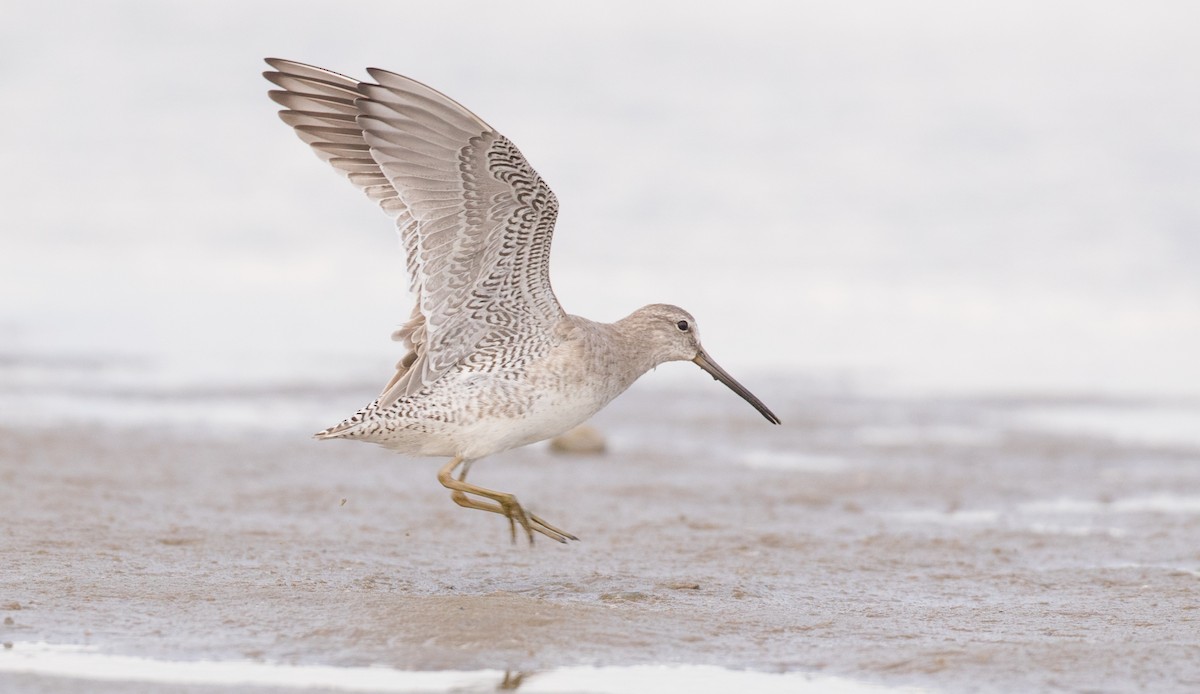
[605, 314, 670, 376]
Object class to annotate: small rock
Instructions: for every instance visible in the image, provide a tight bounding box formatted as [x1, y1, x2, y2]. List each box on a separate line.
[3, 617, 12, 625]
[2, 642, 12, 650]
[1, 602, 20, 611]
[549, 425, 606, 455]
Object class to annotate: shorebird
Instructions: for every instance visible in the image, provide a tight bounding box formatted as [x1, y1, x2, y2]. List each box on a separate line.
[264, 59, 780, 544]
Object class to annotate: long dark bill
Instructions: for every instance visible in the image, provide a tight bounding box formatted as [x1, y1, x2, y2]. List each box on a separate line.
[693, 350, 781, 425]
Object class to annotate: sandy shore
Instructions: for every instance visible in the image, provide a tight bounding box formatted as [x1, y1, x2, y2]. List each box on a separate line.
[2, 384, 1199, 692]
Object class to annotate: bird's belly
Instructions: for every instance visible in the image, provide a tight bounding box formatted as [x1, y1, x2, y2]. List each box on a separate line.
[362, 370, 618, 460]
[450, 381, 609, 459]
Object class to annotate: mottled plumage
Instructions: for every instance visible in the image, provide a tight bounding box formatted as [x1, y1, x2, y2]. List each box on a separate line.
[265, 59, 779, 543]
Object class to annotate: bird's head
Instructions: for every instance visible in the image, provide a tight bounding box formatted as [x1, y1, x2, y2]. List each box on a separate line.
[625, 304, 780, 425]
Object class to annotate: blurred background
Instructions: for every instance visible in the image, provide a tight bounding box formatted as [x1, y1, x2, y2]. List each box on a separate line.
[2, 0, 1198, 413]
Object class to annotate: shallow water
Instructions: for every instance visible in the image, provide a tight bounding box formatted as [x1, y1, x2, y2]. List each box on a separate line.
[2, 373, 1198, 692]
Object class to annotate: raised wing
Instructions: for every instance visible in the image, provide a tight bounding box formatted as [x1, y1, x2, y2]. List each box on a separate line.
[264, 59, 565, 407]
[264, 60, 411, 220]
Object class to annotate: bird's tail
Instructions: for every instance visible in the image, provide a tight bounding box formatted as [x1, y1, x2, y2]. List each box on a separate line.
[313, 405, 376, 440]
[313, 420, 358, 440]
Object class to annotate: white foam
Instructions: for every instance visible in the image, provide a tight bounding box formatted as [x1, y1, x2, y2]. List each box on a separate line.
[888, 495, 1196, 536]
[1015, 404, 1200, 448]
[1103, 563, 1200, 578]
[886, 509, 1001, 525]
[1020, 495, 1200, 515]
[887, 509, 1130, 539]
[740, 450, 848, 472]
[0, 351, 371, 435]
[853, 425, 1000, 447]
[0, 642, 928, 694]
[1017, 498, 1108, 515]
[1025, 523, 1128, 538]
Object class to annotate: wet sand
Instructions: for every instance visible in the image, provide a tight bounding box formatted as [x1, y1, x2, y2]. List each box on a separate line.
[2, 384, 1199, 692]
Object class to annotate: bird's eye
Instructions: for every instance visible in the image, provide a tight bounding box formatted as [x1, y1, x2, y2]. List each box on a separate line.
[676, 320, 689, 332]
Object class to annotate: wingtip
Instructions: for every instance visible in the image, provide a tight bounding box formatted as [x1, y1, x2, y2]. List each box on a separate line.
[364, 66, 394, 82]
[265, 57, 308, 70]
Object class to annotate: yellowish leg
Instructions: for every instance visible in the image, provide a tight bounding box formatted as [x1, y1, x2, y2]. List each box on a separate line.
[437, 456, 578, 544]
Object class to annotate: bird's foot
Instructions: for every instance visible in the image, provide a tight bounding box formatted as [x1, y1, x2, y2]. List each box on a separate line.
[498, 493, 580, 545]
[528, 511, 579, 544]
[450, 491, 578, 544]
[497, 493, 533, 544]
[439, 456, 578, 545]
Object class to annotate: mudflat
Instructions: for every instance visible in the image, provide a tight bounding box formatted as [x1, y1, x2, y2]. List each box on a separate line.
[2, 386, 1198, 692]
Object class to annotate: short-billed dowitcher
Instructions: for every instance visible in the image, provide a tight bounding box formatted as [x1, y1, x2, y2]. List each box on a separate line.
[264, 59, 780, 544]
